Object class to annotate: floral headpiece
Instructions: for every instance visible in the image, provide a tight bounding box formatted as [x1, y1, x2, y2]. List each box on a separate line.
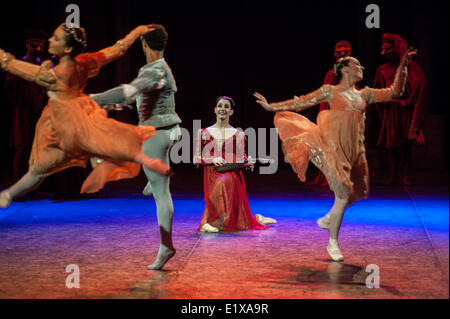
[61, 23, 87, 47]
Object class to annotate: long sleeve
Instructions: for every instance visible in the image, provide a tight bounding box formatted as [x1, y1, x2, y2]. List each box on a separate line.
[75, 28, 143, 79]
[90, 66, 166, 106]
[193, 129, 210, 165]
[270, 84, 333, 112]
[0, 52, 56, 90]
[235, 131, 247, 163]
[96, 28, 142, 67]
[319, 70, 336, 111]
[365, 64, 408, 104]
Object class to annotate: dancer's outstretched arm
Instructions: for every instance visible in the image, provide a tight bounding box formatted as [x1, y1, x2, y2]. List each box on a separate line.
[0, 49, 55, 88]
[78, 25, 155, 79]
[254, 85, 333, 112]
[0, 25, 154, 87]
[96, 25, 155, 66]
[90, 63, 165, 106]
[365, 47, 417, 104]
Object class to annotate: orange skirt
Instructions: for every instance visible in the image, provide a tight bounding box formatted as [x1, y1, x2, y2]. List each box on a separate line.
[29, 95, 157, 193]
[274, 110, 369, 199]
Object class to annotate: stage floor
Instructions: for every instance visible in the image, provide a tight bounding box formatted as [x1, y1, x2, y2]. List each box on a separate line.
[0, 169, 448, 299]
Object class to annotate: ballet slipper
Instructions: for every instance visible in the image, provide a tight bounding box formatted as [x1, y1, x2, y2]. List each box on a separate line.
[200, 223, 219, 233]
[327, 239, 344, 262]
[0, 190, 12, 209]
[255, 214, 277, 225]
[147, 246, 176, 270]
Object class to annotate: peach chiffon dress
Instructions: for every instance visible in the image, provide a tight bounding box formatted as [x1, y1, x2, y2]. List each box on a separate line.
[274, 84, 397, 200]
[3, 49, 166, 194]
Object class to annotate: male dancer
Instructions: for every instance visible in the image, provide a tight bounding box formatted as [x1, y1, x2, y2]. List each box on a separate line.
[307, 40, 353, 187]
[373, 33, 427, 185]
[90, 24, 181, 270]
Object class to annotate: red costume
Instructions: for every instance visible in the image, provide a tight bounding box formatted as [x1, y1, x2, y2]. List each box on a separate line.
[373, 34, 427, 184]
[194, 128, 268, 231]
[374, 34, 427, 149]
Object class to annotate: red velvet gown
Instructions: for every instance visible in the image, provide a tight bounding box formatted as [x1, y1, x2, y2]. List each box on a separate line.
[194, 128, 268, 231]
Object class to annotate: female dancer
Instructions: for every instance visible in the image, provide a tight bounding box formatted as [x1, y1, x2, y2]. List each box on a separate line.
[0, 23, 171, 208]
[254, 48, 416, 261]
[194, 96, 276, 232]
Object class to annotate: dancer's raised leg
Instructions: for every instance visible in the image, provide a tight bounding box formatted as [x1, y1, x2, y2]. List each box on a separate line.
[0, 171, 44, 208]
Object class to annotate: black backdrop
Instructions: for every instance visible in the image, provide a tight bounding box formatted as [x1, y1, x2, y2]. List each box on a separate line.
[0, 0, 447, 177]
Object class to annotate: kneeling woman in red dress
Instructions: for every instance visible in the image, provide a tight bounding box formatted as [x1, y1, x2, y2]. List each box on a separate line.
[194, 96, 276, 232]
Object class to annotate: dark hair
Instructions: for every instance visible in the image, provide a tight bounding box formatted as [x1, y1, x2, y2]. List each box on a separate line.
[141, 24, 168, 51]
[215, 96, 235, 109]
[60, 23, 87, 57]
[334, 57, 352, 82]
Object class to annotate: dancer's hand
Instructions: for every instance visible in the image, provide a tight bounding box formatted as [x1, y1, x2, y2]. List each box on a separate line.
[212, 157, 226, 166]
[400, 47, 418, 69]
[253, 92, 274, 111]
[134, 25, 156, 37]
[0, 48, 13, 69]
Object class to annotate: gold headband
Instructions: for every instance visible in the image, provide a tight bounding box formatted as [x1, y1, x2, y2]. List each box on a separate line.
[61, 23, 87, 47]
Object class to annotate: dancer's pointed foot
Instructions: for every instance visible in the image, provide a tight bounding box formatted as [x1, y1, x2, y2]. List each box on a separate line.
[255, 214, 277, 225]
[142, 181, 153, 196]
[200, 223, 219, 233]
[0, 190, 12, 208]
[147, 247, 176, 270]
[327, 239, 344, 262]
[317, 214, 330, 229]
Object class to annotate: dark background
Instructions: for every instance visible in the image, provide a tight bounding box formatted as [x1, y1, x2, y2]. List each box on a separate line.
[0, 0, 447, 184]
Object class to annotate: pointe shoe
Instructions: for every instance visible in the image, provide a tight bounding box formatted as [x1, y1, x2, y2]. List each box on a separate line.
[142, 181, 153, 196]
[147, 249, 176, 270]
[0, 190, 12, 209]
[327, 240, 344, 262]
[200, 223, 219, 233]
[317, 214, 330, 229]
[255, 214, 277, 225]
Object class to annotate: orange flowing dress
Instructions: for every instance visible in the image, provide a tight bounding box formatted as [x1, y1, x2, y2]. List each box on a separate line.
[274, 84, 402, 200]
[3, 49, 167, 194]
[194, 128, 268, 231]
